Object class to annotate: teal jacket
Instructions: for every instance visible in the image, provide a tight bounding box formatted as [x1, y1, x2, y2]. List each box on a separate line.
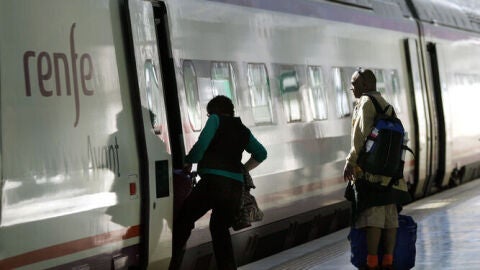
[185, 114, 267, 182]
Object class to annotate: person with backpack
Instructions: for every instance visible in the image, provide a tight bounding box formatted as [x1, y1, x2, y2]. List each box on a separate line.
[343, 69, 411, 270]
[169, 95, 267, 270]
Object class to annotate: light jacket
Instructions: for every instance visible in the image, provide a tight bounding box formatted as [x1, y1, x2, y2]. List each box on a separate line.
[346, 91, 411, 211]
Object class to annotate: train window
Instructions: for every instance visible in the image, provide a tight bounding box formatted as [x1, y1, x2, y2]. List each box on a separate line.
[279, 69, 302, 122]
[374, 69, 387, 95]
[307, 66, 328, 120]
[333, 67, 352, 118]
[211, 62, 237, 102]
[388, 70, 402, 113]
[145, 60, 165, 135]
[183, 60, 202, 131]
[247, 63, 273, 124]
[375, 69, 402, 113]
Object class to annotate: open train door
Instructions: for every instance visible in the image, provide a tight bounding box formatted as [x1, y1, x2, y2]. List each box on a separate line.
[404, 39, 430, 199]
[405, 39, 447, 197]
[125, 0, 174, 268]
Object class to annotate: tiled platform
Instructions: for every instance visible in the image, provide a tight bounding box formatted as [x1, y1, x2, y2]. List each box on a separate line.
[240, 178, 480, 270]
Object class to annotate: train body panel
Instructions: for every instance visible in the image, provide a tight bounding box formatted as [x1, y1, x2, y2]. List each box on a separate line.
[420, 23, 480, 187]
[0, 0, 172, 268]
[407, 0, 480, 194]
[1, 0, 480, 269]
[164, 1, 418, 251]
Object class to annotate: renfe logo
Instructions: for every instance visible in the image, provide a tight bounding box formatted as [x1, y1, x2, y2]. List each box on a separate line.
[23, 23, 95, 127]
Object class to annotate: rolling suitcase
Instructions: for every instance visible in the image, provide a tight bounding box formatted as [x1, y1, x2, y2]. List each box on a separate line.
[348, 214, 417, 270]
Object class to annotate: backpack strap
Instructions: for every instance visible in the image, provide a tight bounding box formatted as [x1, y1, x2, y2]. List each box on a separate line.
[403, 145, 415, 159]
[362, 93, 394, 117]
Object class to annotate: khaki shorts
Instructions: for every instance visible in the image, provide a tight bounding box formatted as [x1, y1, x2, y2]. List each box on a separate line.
[355, 204, 398, 229]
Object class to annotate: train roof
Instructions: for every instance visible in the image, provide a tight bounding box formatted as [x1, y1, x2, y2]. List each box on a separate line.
[322, 0, 480, 33]
[325, 0, 412, 18]
[190, 0, 480, 34]
[405, 0, 480, 33]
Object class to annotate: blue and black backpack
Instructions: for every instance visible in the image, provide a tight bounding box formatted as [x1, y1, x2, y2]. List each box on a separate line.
[357, 93, 414, 179]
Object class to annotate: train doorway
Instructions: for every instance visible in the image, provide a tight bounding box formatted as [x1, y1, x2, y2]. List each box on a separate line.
[424, 42, 447, 195]
[404, 39, 447, 198]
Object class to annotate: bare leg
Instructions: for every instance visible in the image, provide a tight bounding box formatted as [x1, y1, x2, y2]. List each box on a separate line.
[383, 228, 397, 254]
[381, 228, 397, 267]
[365, 227, 381, 268]
[366, 227, 382, 254]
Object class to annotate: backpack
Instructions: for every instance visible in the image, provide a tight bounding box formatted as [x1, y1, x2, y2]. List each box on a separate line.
[357, 93, 413, 179]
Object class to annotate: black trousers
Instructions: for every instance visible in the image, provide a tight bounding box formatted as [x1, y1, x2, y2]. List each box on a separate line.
[169, 174, 243, 270]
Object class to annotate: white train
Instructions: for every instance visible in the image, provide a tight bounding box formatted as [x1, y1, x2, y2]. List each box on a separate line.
[1, 0, 480, 269]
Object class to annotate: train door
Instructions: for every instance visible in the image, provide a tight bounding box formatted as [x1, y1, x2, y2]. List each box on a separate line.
[405, 38, 447, 197]
[126, 0, 174, 268]
[424, 42, 446, 193]
[151, 1, 185, 170]
[404, 39, 429, 198]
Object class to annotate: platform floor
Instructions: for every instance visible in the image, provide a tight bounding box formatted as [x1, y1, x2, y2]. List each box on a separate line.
[239, 178, 480, 270]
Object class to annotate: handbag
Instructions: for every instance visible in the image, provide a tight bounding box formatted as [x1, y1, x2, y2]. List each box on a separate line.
[344, 180, 355, 202]
[232, 169, 263, 231]
[344, 177, 388, 222]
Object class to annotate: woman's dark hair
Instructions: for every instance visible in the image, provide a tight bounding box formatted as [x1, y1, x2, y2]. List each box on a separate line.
[207, 95, 234, 116]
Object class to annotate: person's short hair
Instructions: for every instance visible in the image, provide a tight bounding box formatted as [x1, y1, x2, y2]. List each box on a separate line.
[358, 68, 376, 89]
[207, 95, 234, 116]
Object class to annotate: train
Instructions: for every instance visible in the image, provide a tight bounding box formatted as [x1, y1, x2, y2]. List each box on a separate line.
[1, 0, 480, 269]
